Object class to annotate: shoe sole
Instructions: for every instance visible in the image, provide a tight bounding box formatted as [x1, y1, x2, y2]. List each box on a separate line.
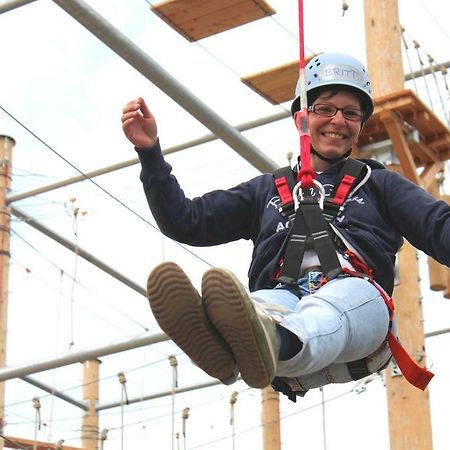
[147, 262, 236, 381]
[202, 268, 275, 389]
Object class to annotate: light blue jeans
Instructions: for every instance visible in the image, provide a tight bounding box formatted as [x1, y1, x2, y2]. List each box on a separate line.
[251, 272, 391, 391]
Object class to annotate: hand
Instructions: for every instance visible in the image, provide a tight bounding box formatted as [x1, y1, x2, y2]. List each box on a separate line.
[122, 97, 158, 149]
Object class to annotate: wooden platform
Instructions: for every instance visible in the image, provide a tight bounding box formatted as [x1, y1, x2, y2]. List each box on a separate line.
[150, 0, 275, 41]
[357, 89, 450, 187]
[241, 61, 299, 104]
[241, 56, 316, 104]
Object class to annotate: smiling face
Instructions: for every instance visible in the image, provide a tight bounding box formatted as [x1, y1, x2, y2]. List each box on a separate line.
[308, 89, 363, 171]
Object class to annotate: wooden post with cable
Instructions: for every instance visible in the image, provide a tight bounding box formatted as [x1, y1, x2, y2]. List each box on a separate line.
[261, 386, 281, 450]
[364, 1, 434, 449]
[0, 135, 15, 450]
[82, 359, 100, 450]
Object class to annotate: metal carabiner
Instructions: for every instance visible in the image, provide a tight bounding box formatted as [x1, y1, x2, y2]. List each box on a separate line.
[292, 179, 326, 211]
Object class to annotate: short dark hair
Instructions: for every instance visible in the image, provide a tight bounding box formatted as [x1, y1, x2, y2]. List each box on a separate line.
[292, 85, 368, 120]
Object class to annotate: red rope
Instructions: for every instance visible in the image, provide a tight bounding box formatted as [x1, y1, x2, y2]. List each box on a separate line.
[296, 0, 315, 188]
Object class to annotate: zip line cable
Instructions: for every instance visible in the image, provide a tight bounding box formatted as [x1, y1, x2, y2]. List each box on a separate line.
[401, 29, 450, 123]
[412, 39, 434, 107]
[117, 372, 128, 450]
[441, 65, 450, 126]
[418, 0, 450, 42]
[427, 53, 449, 124]
[11, 229, 150, 332]
[32, 396, 42, 450]
[68, 204, 80, 350]
[401, 26, 419, 94]
[229, 391, 238, 450]
[142, 0, 315, 119]
[10, 254, 141, 337]
[181, 407, 189, 450]
[187, 388, 355, 450]
[0, 105, 216, 270]
[95, 386, 252, 434]
[2, 355, 171, 412]
[320, 387, 327, 450]
[169, 355, 178, 450]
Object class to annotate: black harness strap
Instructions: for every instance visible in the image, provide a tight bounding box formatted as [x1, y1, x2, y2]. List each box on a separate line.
[277, 203, 309, 284]
[300, 197, 342, 279]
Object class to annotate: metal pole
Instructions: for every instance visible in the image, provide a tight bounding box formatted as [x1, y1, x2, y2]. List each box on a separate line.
[0, 0, 36, 14]
[96, 379, 225, 412]
[6, 110, 290, 204]
[11, 206, 147, 297]
[51, 0, 278, 174]
[21, 375, 88, 411]
[0, 331, 168, 381]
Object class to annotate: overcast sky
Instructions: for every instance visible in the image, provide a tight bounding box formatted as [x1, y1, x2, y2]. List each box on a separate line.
[0, 0, 449, 449]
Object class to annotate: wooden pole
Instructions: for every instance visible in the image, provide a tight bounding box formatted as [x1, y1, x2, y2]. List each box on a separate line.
[364, 0, 404, 96]
[261, 386, 281, 450]
[364, 2, 433, 449]
[427, 179, 446, 291]
[385, 235, 433, 450]
[0, 135, 15, 450]
[82, 359, 100, 450]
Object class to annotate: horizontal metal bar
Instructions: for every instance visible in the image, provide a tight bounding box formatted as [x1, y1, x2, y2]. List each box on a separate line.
[0, 332, 168, 382]
[21, 375, 88, 411]
[7, 110, 290, 204]
[0, 0, 35, 14]
[52, 0, 279, 174]
[96, 379, 224, 411]
[11, 206, 147, 297]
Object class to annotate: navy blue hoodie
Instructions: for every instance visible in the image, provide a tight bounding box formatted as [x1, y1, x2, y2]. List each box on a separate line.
[138, 141, 450, 295]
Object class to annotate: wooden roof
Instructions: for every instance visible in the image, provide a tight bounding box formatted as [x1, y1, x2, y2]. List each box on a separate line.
[357, 89, 450, 187]
[150, 0, 275, 41]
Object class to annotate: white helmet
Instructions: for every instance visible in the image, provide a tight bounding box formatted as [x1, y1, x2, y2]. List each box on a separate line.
[291, 52, 374, 122]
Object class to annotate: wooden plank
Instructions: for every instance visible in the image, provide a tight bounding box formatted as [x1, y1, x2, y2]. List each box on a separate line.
[151, 0, 275, 41]
[3, 436, 81, 450]
[241, 61, 303, 105]
[182, 1, 274, 41]
[151, 0, 244, 23]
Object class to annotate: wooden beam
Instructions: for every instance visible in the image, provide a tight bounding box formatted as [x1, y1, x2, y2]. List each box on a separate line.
[3, 436, 81, 450]
[419, 161, 445, 190]
[426, 179, 446, 291]
[409, 141, 440, 164]
[380, 110, 421, 185]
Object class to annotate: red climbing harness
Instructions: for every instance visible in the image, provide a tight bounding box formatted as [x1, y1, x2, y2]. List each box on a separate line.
[273, 161, 434, 390]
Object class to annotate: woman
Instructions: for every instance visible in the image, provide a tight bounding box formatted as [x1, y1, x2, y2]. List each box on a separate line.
[121, 53, 444, 400]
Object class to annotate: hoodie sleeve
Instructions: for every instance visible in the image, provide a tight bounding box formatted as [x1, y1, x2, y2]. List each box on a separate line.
[137, 141, 259, 246]
[382, 170, 450, 266]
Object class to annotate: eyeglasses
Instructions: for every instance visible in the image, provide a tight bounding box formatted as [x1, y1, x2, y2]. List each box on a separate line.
[308, 103, 363, 121]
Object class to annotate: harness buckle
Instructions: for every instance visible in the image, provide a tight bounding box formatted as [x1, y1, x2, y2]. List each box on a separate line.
[292, 179, 326, 211]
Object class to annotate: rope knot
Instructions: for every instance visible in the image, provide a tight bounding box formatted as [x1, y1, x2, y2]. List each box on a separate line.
[297, 166, 315, 188]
